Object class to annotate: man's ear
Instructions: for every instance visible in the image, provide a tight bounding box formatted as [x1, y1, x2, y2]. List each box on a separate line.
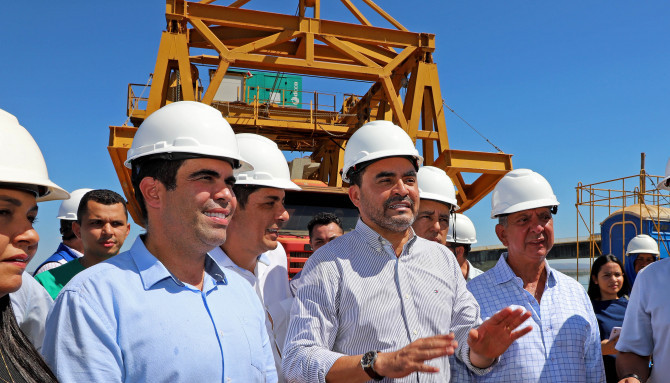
[348, 185, 361, 209]
[455, 245, 465, 258]
[495, 224, 508, 247]
[139, 177, 164, 211]
[72, 221, 82, 240]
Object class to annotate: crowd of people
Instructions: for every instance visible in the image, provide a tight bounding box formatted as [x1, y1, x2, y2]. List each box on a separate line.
[1, 102, 669, 382]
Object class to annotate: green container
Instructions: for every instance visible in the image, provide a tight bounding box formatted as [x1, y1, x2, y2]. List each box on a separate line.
[244, 71, 302, 107]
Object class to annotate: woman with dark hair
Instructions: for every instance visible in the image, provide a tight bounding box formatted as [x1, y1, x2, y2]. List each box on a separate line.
[587, 254, 631, 383]
[0, 108, 67, 382]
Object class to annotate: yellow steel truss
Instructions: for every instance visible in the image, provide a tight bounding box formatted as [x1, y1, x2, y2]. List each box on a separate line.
[109, 0, 513, 225]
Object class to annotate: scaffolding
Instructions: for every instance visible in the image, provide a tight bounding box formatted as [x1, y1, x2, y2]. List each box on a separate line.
[575, 153, 670, 278]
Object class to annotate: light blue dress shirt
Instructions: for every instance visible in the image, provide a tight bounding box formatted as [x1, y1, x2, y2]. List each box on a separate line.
[42, 236, 277, 383]
[283, 219, 490, 383]
[453, 253, 605, 382]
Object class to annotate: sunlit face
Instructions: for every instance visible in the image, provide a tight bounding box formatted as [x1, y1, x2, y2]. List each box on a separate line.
[633, 253, 656, 273]
[496, 207, 554, 266]
[349, 157, 419, 235]
[227, 187, 289, 254]
[0, 189, 39, 296]
[412, 199, 451, 245]
[73, 201, 130, 260]
[594, 261, 624, 300]
[160, 158, 237, 252]
[309, 222, 344, 251]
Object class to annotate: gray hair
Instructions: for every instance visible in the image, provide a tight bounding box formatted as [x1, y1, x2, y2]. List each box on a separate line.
[498, 215, 508, 227]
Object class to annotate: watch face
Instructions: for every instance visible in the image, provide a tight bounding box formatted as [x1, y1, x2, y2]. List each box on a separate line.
[361, 351, 376, 367]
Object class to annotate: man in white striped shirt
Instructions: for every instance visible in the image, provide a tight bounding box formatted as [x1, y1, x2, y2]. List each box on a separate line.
[283, 121, 532, 383]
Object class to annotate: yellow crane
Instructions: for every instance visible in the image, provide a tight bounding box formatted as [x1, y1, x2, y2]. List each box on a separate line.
[108, 0, 513, 226]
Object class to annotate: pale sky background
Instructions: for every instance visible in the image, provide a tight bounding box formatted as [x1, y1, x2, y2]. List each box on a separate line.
[2, 1, 669, 272]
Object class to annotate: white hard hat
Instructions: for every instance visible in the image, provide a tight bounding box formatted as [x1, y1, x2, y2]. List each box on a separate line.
[124, 101, 251, 171]
[446, 213, 477, 244]
[341, 120, 423, 183]
[658, 158, 670, 191]
[0, 109, 69, 202]
[234, 134, 301, 190]
[490, 168, 559, 218]
[57, 188, 94, 220]
[417, 166, 458, 209]
[626, 234, 660, 255]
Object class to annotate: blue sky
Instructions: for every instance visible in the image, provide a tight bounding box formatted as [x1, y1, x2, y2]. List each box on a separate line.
[2, 1, 669, 271]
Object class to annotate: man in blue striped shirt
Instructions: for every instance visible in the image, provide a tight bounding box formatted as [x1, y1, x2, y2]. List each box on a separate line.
[454, 168, 605, 382]
[283, 121, 532, 383]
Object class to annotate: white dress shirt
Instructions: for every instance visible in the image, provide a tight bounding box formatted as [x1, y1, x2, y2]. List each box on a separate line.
[210, 242, 292, 382]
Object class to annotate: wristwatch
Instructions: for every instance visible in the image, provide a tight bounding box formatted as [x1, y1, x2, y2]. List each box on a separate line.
[620, 373, 642, 382]
[361, 350, 384, 381]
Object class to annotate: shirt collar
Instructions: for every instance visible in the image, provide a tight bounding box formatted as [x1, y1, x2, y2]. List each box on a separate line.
[131, 236, 228, 290]
[492, 252, 557, 288]
[354, 219, 418, 256]
[62, 244, 84, 258]
[209, 246, 270, 268]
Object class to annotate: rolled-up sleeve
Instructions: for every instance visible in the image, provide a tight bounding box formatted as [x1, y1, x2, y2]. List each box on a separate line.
[282, 257, 343, 383]
[42, 288, 123, 382]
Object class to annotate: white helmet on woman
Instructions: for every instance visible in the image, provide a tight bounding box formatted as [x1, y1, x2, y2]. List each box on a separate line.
[124, 101, 251, 171]
[0, 109, 68, 201]
[446, 213, 477, 244]
[234, 134, 300, 190]
[626, 234, 660, 255]
[417, 166, 458, 209]
[341, 120, 422, 183]
[490, 168, 559, 218]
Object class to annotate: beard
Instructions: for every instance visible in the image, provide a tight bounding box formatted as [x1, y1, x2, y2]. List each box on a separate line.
[362, 194, 417, 232]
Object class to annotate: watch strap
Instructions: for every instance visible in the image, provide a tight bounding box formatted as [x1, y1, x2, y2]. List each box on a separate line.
[361, 351, 384, 381]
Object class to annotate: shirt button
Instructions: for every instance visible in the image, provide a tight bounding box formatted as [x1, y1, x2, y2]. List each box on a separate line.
[404, 294, 410, 299]
[413, 330, 418, 335]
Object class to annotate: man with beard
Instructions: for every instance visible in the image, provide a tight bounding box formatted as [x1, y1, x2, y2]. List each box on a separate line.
[35, 189, 130, 299]
[453, 169, 604, 382]
[42, 102, 276, 382]
[282, 121, 533, 383]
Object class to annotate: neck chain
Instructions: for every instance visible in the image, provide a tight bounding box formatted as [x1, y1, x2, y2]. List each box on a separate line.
[0, 347, 14, 383]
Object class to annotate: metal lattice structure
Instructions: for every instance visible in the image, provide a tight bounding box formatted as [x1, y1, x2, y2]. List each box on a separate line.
[108, 0, 513, 225]
[575, 154, 670, 270]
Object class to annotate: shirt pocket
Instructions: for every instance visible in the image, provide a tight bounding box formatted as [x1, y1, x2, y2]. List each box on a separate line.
[239, 315, 270, 380]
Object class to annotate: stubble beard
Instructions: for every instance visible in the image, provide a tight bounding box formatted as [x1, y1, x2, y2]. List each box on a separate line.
[362, 195, 416, 233]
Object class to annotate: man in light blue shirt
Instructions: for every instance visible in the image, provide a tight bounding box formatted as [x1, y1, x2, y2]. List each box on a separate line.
[453, 168, 605, 382]
[42, 102, 277, 382]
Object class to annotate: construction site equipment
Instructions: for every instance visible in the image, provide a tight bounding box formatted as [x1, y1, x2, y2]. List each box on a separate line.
[108, 0, 514, 227]
[576, 153, 670, 275]
[235, 133, 301, 190]
[418, 166, 458, 209]
[0, 109, 69, 202]
[447, 213, 477, 244]
[341, 120, 422, 182]
[490, 169, 559, 218]
[57, 188, 94, 220]
[124, 101, 250, 171]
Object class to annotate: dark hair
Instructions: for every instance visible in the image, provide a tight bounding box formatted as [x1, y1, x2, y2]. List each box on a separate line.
[130, 157, 185, 222]
[587, 254, 631, 301]
[59, 219, 77, 240]
[0, 295, 58, 382]
[447, 242, 472, 257]
[307, 212, 344, 239]
[77, 189, 128, 224]
[232, 184, 263, 209]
